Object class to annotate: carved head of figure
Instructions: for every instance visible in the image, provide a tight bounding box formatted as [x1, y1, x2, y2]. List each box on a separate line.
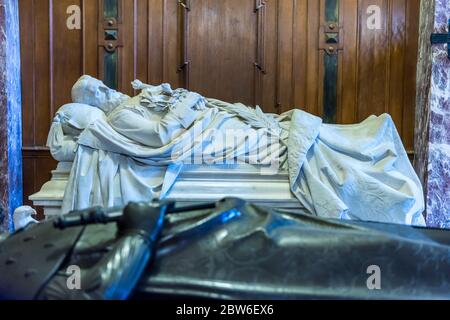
[71, 75, 130, 114]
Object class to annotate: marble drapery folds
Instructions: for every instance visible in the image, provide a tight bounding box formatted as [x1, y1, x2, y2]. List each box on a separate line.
[57, 79, 425, 226]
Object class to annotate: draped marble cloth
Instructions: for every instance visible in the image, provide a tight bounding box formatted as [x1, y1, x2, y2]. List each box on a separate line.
[59, 85, 425, 226]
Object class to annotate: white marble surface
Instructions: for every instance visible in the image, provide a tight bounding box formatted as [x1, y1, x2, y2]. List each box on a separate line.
[30, 162, 305, 217]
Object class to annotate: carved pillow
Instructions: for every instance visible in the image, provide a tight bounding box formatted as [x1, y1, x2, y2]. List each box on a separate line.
[55, 103, 107, 135]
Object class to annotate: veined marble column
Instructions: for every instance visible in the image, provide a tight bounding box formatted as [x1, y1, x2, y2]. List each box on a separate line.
[415, 0, 450, 229]
[427, 0, 450, 228]
[0, 0, 22, 233]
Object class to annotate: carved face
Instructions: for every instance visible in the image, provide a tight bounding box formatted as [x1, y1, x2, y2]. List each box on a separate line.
[71, 75, 126, 113]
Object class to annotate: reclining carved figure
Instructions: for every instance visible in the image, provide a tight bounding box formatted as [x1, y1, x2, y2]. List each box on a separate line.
[47, 75, 425, 226]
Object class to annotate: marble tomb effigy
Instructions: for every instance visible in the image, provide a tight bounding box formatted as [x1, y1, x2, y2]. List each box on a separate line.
[31, 76, 425, 226]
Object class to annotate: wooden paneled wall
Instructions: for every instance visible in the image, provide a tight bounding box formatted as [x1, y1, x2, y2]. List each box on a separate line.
[19, 0, 420, 208]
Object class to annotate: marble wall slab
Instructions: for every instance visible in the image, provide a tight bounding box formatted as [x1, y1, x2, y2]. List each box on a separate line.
[0, 0, 22, 233]
[427, 0, 450, 228]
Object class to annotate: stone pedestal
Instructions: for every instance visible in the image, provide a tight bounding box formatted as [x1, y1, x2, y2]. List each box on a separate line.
[29, 162, 72, 218]
[0, 0, 22, 233]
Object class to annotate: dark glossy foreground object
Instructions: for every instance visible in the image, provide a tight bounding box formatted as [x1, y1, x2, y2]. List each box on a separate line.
[0, 198, 449, 300]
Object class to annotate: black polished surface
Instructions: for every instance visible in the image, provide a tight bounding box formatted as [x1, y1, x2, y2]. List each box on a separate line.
[0, 199, 449, 300]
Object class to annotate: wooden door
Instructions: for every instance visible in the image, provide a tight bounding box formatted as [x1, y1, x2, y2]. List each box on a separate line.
[19, 0, 420, 212]
[183, 0, 278, 110]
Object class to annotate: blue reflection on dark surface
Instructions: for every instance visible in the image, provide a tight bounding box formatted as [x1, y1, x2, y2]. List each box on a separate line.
[220, 209, 242, 224]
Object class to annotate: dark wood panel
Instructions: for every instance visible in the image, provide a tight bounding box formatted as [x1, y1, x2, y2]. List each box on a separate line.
[304, 0, 321, 116]
[292, 0, 308, 112]
[162, 0, 183, 88]
[136, 0, 149, 87]
[340, 0, 359, 124]
[120, 0, 137, 96]
[147, 0, 164, 84]
[187, 0, 258, 105]
[403, 0, 420, 152]
[34, 0, 51, 146]
[82, 0, 99, 77]
[357, 0, 390, 119]
[19, 0, 34, 147]
[387, 0, 406, 136]
[53, 0, 84, 113]
[278, 0, 294, 112]
[259, 0, 278, 113]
